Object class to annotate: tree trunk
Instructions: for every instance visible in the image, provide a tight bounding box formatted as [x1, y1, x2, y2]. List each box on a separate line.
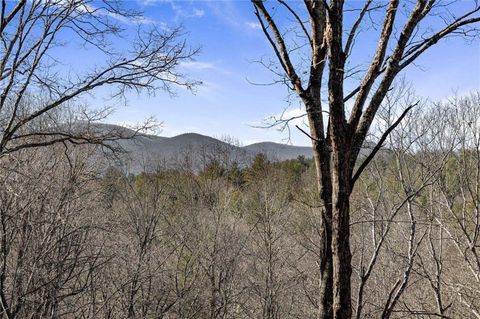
[317, 203, 333, 319]
[331, 150, 352, 319]
[312, 142, 333, 319]
[313, 140, 352, 319]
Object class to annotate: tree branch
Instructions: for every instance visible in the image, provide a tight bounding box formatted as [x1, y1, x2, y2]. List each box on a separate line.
[252, 0, 305, 94]
[351, 101, 418, 186]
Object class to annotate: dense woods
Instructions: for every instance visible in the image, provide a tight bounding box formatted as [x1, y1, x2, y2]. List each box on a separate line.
[0, 93, 478, 318]
[1, 0, 479, 318]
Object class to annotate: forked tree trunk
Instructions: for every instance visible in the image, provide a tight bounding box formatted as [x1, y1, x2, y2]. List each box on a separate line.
[313, 135, 353, 319]
[252, 1, 480, 318]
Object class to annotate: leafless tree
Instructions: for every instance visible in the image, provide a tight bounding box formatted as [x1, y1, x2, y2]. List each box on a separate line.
[251, 1, 480, 317]
[429, 93, 480, 318]
[0, 0, 198, 157]
[0, 143, 108, 318]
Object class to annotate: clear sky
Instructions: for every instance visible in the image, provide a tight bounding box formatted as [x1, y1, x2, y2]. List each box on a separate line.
[82, 0, 480, 146]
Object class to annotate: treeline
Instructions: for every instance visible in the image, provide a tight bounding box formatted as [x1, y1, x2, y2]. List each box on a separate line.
[0, 93, 479, 318]
[124, 153, 313, 189]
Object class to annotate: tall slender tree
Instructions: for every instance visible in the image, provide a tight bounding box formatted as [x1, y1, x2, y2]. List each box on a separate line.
[251, 1, 480, 318]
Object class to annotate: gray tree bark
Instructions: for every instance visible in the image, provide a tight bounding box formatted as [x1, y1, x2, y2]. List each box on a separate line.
[252, 1, 480, 318]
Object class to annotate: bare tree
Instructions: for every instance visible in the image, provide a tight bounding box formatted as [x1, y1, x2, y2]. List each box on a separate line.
[430, 93, 480, 318]
[0, 143, 108, 318]
[251, 1, 480, 317]
[0, 0, 198, 157]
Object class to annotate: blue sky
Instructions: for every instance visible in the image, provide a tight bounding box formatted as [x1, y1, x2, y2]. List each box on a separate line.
[81, 0, 480, 146]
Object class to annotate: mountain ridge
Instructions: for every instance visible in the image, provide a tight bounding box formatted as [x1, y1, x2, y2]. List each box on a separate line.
[86, 123, 376, 174]
[89, 123, 314, 173]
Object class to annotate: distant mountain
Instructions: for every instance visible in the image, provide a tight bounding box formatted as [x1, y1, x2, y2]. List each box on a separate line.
[90, 123, 374, 174]
[244, 142, 313, 161]
[86, 124, 314, 173]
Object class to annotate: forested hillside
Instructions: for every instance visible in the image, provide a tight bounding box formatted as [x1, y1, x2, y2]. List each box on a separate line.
[1, 0, 479, 318]
[1, 93, 478, 318]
